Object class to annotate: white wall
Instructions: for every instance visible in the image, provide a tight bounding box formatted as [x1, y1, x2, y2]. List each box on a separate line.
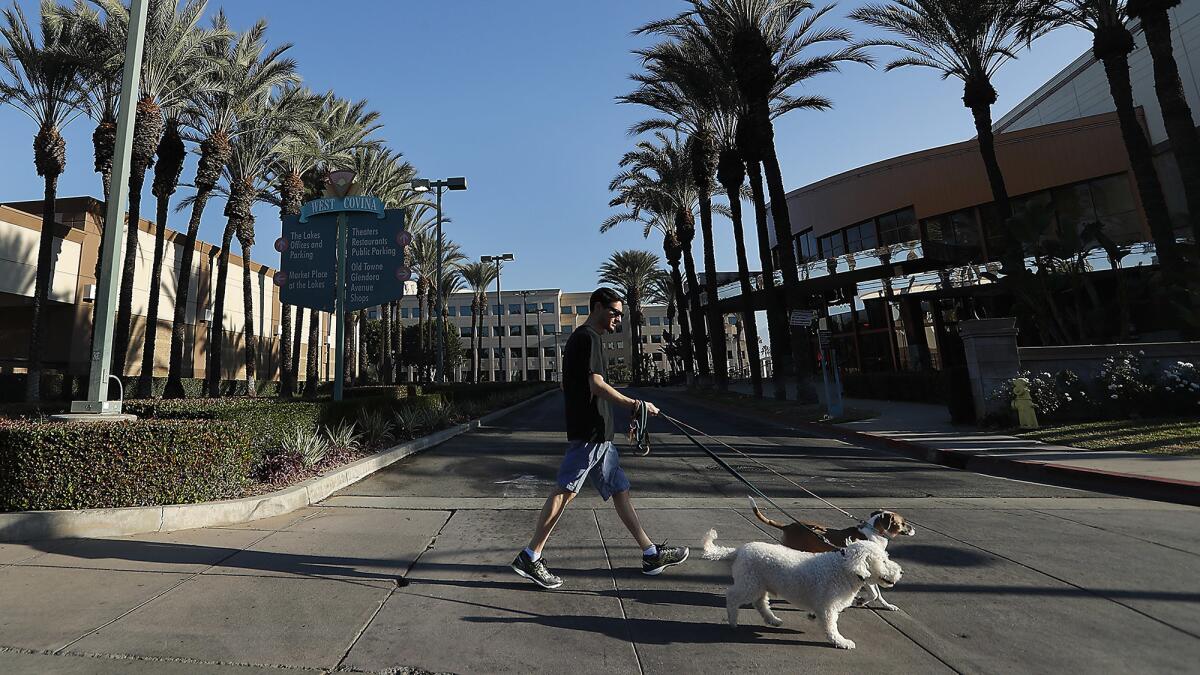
[997, 0, 1200, 145]
[0, 217, 81, 304]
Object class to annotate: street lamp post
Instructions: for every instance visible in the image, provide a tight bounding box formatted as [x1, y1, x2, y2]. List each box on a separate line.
[518, 290, 531, 382]
[481, 254, 513, 381]
[411, 177, 466, 384]
[64, 0, 149, 417]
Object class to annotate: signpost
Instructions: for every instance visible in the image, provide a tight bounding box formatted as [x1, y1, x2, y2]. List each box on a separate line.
[789, 309, 815, 327]
[277, 192, 409, 401]
[815, 327, 843, 419]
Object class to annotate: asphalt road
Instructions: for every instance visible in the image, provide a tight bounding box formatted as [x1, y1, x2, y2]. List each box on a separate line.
[2, 388, 1197, 674]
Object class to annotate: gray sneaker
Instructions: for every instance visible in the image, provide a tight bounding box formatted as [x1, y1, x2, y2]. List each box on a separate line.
[511, 550, 563, 589]
[642, 543, 689, 575]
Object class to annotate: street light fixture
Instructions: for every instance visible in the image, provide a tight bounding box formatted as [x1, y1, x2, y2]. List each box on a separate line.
[481, 253, 513, 381]
[415, 177, 467, 383]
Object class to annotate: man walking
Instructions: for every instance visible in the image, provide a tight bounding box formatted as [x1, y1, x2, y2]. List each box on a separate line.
[511, 287, 689, 589]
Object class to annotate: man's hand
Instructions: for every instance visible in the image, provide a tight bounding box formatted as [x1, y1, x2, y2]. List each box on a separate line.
[642, 401, 661, 416]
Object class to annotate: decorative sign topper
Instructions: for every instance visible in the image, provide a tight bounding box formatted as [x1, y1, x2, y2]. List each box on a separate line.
[299, 195, 385, 223]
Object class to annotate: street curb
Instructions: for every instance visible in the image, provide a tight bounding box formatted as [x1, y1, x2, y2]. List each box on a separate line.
[0, 388, 558, 542]
[795, 421, 1200, 508]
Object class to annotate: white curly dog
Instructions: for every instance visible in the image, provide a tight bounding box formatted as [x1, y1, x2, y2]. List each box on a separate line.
[702, 529, 903, 650]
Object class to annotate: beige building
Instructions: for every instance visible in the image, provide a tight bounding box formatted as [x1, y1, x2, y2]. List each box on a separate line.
[0, 196, 336, 385]
[390, 288, 751, 383]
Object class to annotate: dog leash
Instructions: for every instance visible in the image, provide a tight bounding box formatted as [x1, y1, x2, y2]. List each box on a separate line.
[662, 413, 861, 524]
[628, 400, 651, 456]
[657, 413, 846, 551]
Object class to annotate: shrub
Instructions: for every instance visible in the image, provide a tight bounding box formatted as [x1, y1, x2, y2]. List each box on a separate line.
[1095, 351, 1154, 414]
[356, 408, 394, 448]
[1160, 361, 1200, 414]
[0, 419, 252, 511]
[324, 421, 362, 464]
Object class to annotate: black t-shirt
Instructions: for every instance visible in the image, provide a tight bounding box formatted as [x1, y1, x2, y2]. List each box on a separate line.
[562, 325, 613, 442]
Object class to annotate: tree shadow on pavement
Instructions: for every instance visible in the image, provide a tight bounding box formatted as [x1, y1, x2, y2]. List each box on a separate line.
[459, 614, 827, 647]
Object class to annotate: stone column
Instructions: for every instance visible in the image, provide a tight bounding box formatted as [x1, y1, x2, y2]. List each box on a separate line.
[958, 317, 1021, 422]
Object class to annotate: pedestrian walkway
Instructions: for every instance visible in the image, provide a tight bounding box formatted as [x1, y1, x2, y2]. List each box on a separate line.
[725, 381, 1200, 504]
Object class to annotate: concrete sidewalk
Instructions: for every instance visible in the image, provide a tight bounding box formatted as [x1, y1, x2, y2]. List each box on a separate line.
[723, 382, 1200, 505]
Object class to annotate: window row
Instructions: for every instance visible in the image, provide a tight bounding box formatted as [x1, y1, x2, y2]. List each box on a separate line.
[792, 207, 918, 263]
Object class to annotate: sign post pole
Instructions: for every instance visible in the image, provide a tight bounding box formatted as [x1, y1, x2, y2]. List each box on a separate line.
[334, 211, 348, 402]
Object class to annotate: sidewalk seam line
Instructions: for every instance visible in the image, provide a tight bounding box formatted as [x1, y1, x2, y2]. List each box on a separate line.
[917, 515, 1200, 641]
[1027, 508, 1200, 559]
[51, 527, 281, 655]
[331, 508, 455, 672]
[592, 509, 645, 675]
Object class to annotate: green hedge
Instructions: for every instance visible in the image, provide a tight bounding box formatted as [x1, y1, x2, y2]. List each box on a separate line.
[0, 372, 280, 403]
[124, 398, 323, 459]
[841, 371, 948, 404]
[0, 419, 253, 511]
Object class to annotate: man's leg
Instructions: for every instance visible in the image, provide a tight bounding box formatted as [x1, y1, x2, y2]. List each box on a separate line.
[527, 487, 577, 554]
[612, 489, 653, 550]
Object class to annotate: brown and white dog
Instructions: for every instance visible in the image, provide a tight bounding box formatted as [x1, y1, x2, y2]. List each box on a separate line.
[748, 496, 915, 611]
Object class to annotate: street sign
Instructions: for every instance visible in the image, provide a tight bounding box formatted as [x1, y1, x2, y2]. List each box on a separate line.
[789, 309, 815, 327]
[278, 215, 337, 311]
[345, 210, 409, 311]
[818, 329, 832, 347]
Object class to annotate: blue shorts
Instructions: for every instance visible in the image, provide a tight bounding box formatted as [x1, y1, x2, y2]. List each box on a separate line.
[556, 440, 630, 501]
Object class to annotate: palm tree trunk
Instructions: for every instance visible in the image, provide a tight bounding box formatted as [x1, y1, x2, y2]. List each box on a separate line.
[26, 124, 64, 402]
[279, 305, 293, 396]
[343, 310, 354, 390]
[390, 302, 401, 382]
[114, 99, 164, 378]
[305, 309, 320, 398]
[87, 119, 116, 363]
[1137, 3, 1200, 248]
[381, 302, 393, 384]
[718, 149, 763, 398]
[166, 132, 232, 398]
[666, 256, 695, 382]
[692, 136, 727, 390]
[746, 158, 789, 400]
[207, 220, 237, 397]
[139, 120, 186, 399]
[357, 310, 367, 386]
[239, 228, 258, 398]
[1097, 33, 1185, 273]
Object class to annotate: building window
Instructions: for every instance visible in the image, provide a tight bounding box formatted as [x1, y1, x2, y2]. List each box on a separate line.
[544, 347, 556, 357]
[508, 303, 521, 315]
[845, 219, 878, 254]
[460, 326, 472, 337]
[525, 303, 538, 313]
[541, 323, 553, 335]
[795, 229, 818, 262]
[576, 305, 589, 315]
[561, 306, 573, 315]
[460, 305, 470, 316]
[818, 231, 845, 258]
[401, 307, 410, 319]
[562, 324, 573, 333]
[510, 325, 522, 336]
[479, 326, 490, 338]
[493, 348, 503, 358]
[652, 334, 662, 344]
[448, 306, 457, 317]
[878, 207, 919, 245]
[924, 209, 981, 248]
[649, 316, 661, 326]
[493, 304, 503, 316]
[526, 324, 538, 335]
[727, 350, 734, 359]
[542, 302, 554, 313]
[511, 347, 523, 358]
[728, 315, 738, 324]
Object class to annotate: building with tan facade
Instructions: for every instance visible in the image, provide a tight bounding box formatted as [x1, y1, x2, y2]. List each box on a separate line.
[0, 197, 337, 388]
[389, 288, 751, 383]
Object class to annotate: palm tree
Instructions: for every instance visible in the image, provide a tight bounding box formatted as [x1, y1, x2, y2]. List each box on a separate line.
[1127, 0, 1200, 248]
[598, 250, 663, 385]
[610, 131, 713, 380]
[0, 1, 88, 401]
[604, 138, 701, 384]
[408, 230, 465, 382]
[207, 87, 310, 398]
[622, 34, 771, 396]
[851, 0, 1048, 276]
[163, 15, 296, 398]
[93, 0, 219, 379]
[646, 270, 679, 377]
[1030, 1, 1187, 278]
[645, 0, 869, 400]
[460, 261, 498, 383]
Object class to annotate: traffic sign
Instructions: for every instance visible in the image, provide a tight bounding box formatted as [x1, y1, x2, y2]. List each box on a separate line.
[345, 210, 408, 311]
[278, 215, 337, 311]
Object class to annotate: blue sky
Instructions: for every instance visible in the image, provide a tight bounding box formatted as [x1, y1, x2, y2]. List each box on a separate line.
[1, 0, 1092, 293]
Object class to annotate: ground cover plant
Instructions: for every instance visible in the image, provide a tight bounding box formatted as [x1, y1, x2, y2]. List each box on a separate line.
[0, 382, 554, 511]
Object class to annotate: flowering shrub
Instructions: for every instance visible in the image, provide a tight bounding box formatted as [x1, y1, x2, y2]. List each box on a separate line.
[1161, 361, 1200, 412]
[1095, 351, 1153, 412]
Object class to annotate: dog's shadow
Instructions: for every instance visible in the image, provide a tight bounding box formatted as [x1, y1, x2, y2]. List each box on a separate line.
[461, 614, 830, 647]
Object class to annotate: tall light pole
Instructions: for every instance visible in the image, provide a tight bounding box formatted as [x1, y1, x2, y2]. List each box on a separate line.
[481, 254, 513, 380]
[518, 290, 531, 382]
[412, 177, 467, 384]
[66, 0, 149, 417]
